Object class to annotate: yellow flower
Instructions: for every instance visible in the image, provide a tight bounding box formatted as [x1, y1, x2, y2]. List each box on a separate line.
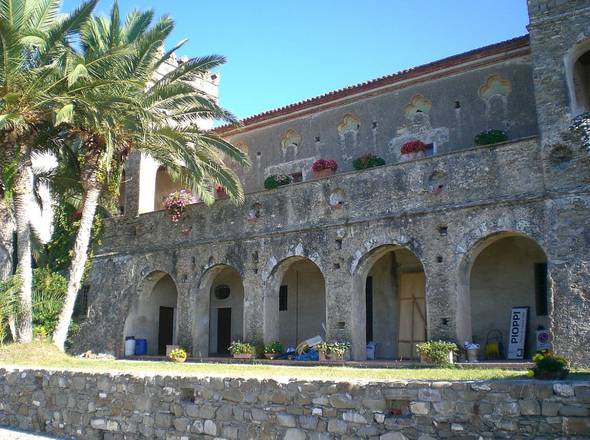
[526, 370, 535, 378]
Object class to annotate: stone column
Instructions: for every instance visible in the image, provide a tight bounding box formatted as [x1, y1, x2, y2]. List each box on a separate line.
[174, 279, 193, 353]
[425, 261, 460, 344]
[324, 268, 358, 360]
[262, 278, 280, 344]
[192, 281, 210, 358]
[122, 151, 141, 217]
[242, 273, 264, 344]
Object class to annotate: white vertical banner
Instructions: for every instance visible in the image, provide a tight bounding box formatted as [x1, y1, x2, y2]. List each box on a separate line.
[507, 307, 529, 360]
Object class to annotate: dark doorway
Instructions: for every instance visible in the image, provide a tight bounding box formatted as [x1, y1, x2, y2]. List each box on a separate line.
[217, 308, 232, 354]
[366, 276, 373, 343]
[158, 306, 174, 356]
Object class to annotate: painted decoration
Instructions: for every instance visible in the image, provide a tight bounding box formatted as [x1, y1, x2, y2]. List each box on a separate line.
[507, 307, 528, 360]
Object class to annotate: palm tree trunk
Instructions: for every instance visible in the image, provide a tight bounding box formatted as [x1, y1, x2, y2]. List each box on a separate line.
[52, 179, 101, 351]
[12, 145, 34, 343]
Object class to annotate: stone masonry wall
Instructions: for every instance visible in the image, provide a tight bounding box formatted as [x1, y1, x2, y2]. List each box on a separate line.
[0, 368, 589, 439]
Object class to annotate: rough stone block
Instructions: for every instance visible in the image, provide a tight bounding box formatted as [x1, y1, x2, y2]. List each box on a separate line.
[284, 428, 307, 440]
[518, 399, 540, 415]
[277, 414, 297, 427]
[327, 419, 347, 434]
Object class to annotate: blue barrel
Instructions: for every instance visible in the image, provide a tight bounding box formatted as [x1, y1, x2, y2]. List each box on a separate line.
[134, 339, 147, 356]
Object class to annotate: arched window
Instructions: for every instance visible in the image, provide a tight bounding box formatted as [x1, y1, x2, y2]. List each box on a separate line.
[572, 50, 590, 115]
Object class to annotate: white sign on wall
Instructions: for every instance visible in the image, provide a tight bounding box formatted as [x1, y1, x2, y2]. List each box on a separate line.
[507, 307, 528, 360]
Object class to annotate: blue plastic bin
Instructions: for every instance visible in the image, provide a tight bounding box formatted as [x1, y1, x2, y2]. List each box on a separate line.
[134, 339, 147, 356]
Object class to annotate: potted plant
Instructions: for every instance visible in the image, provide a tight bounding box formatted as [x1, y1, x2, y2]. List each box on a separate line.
[316, 342, 328, 361]
[400, 140, 427, 161]
[163, 189, 194, 223]
[263, 341, 284, 359]
[228, 341, 256, 359]
[352, 154, 385, 170]
[312, 159, 338, 178]
[474, 129, 508, 146]
[529, 351, 570, 380]
[264, 174, 292, 190]
[168, 347, 188, 363]
[416, 340, 458, 365]
[326, 341, 351, 361]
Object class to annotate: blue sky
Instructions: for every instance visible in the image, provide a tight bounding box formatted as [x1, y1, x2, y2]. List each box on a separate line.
[63, 1, 530, 120]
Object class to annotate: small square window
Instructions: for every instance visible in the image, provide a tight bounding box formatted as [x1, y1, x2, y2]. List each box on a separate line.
[424, 143, 435, 157]
[279, 285, 288, 311]
[290, 172, 303, 183]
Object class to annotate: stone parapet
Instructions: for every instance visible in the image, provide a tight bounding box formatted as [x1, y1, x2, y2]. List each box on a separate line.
[0, 368, 589, 439]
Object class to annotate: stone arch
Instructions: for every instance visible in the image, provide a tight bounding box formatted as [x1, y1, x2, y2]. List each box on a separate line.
[191, 263, 245, 357]
[456, 230, 549, 359]
[154, 166, 186, 211]
[565, 38, 590, 117]
[351, 243, 427, 360]
[263, 255, 327, 346]
[123, 270, 179, 356]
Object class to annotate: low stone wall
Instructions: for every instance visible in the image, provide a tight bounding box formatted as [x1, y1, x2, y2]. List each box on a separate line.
[0, 368, 589, 440]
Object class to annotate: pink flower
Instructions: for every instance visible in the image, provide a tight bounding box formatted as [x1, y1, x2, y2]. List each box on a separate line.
[312, 159, 338, 172]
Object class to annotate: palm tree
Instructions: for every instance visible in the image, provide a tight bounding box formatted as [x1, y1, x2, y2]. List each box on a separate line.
[51, 2, 250, 350]
[0, 0, 98, 341]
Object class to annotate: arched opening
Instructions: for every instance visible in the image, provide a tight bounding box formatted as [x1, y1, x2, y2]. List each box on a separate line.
[265, 257, 326, 348]
[154, 166, 185, 211]
[566, 41, 590, 117]
[123, 272, 178, 356]
[358, 246, 426, 360]
[208, 266, 244, 355]
[468, 234, 548, 359]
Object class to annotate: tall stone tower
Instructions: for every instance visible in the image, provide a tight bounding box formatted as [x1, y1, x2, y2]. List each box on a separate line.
[527, 0, 590, 365]
[527, 0, 590, 142]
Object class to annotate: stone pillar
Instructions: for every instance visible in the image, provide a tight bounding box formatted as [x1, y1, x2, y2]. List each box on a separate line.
[175, 279, 193, 353]
[545, 196, 590, 366]
[192, 281, 210, 357]
[426, 261, 461, 344]
[122, 151, 141, 217]
[242, 273, 264, 344]
[325, 269, 360, 359]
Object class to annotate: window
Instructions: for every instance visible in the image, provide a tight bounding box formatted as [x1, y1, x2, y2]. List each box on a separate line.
[366, 276, 373, 343]
[279, 285, 288, 311]
[214, 284, 231, 300]
[424, 143, 435, 157]
[535, 263, 548, 316]
[290, 172, 303, 183]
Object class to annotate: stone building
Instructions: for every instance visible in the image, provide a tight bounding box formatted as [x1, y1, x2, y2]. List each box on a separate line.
[77, 0, 590, 365]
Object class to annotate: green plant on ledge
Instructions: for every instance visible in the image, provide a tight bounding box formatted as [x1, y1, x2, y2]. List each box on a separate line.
[352, 154, 385, 170]
[264, 341, 284, 354]
[529, 351, 570, 380]
[264, 174, 292, 190]
[228, 341, 256, 356]
[474, 129, 508, 146]
[416, 340, 458, 365]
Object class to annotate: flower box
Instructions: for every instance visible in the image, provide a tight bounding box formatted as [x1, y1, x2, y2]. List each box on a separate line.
[312, 159, 338, 178]
[400, 140, 427, 162]
[313, 168, 335, 178]
[233, 353, 253, 360]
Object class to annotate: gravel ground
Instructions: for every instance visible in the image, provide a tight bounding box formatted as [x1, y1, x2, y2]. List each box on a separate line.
[0, 427, 66, 440]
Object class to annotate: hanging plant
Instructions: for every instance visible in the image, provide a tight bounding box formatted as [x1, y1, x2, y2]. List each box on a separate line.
[400, 140, 427, 155]
[163, 189, 194, 223]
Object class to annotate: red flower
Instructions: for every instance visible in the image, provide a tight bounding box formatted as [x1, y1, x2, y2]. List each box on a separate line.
[312, 159, 338, 172]
[400, 140, 427, 154]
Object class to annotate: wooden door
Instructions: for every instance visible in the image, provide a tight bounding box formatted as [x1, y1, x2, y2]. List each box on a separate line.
[158, 306, 174, 356]
[398, 272, 426, 359]
[217, 308, 232, 354]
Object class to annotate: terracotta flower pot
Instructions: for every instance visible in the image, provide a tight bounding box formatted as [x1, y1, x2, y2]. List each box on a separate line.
[170, 356, 186, 363]
[313, 168, 335, 179]
[233, 353, 253, 359]
[264, 353, 275, 360]
[400, 151, 426, 162]
[318, 351, 326, 361]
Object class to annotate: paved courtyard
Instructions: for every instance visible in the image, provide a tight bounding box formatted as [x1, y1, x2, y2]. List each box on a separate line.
[0, 427, 65, 440]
